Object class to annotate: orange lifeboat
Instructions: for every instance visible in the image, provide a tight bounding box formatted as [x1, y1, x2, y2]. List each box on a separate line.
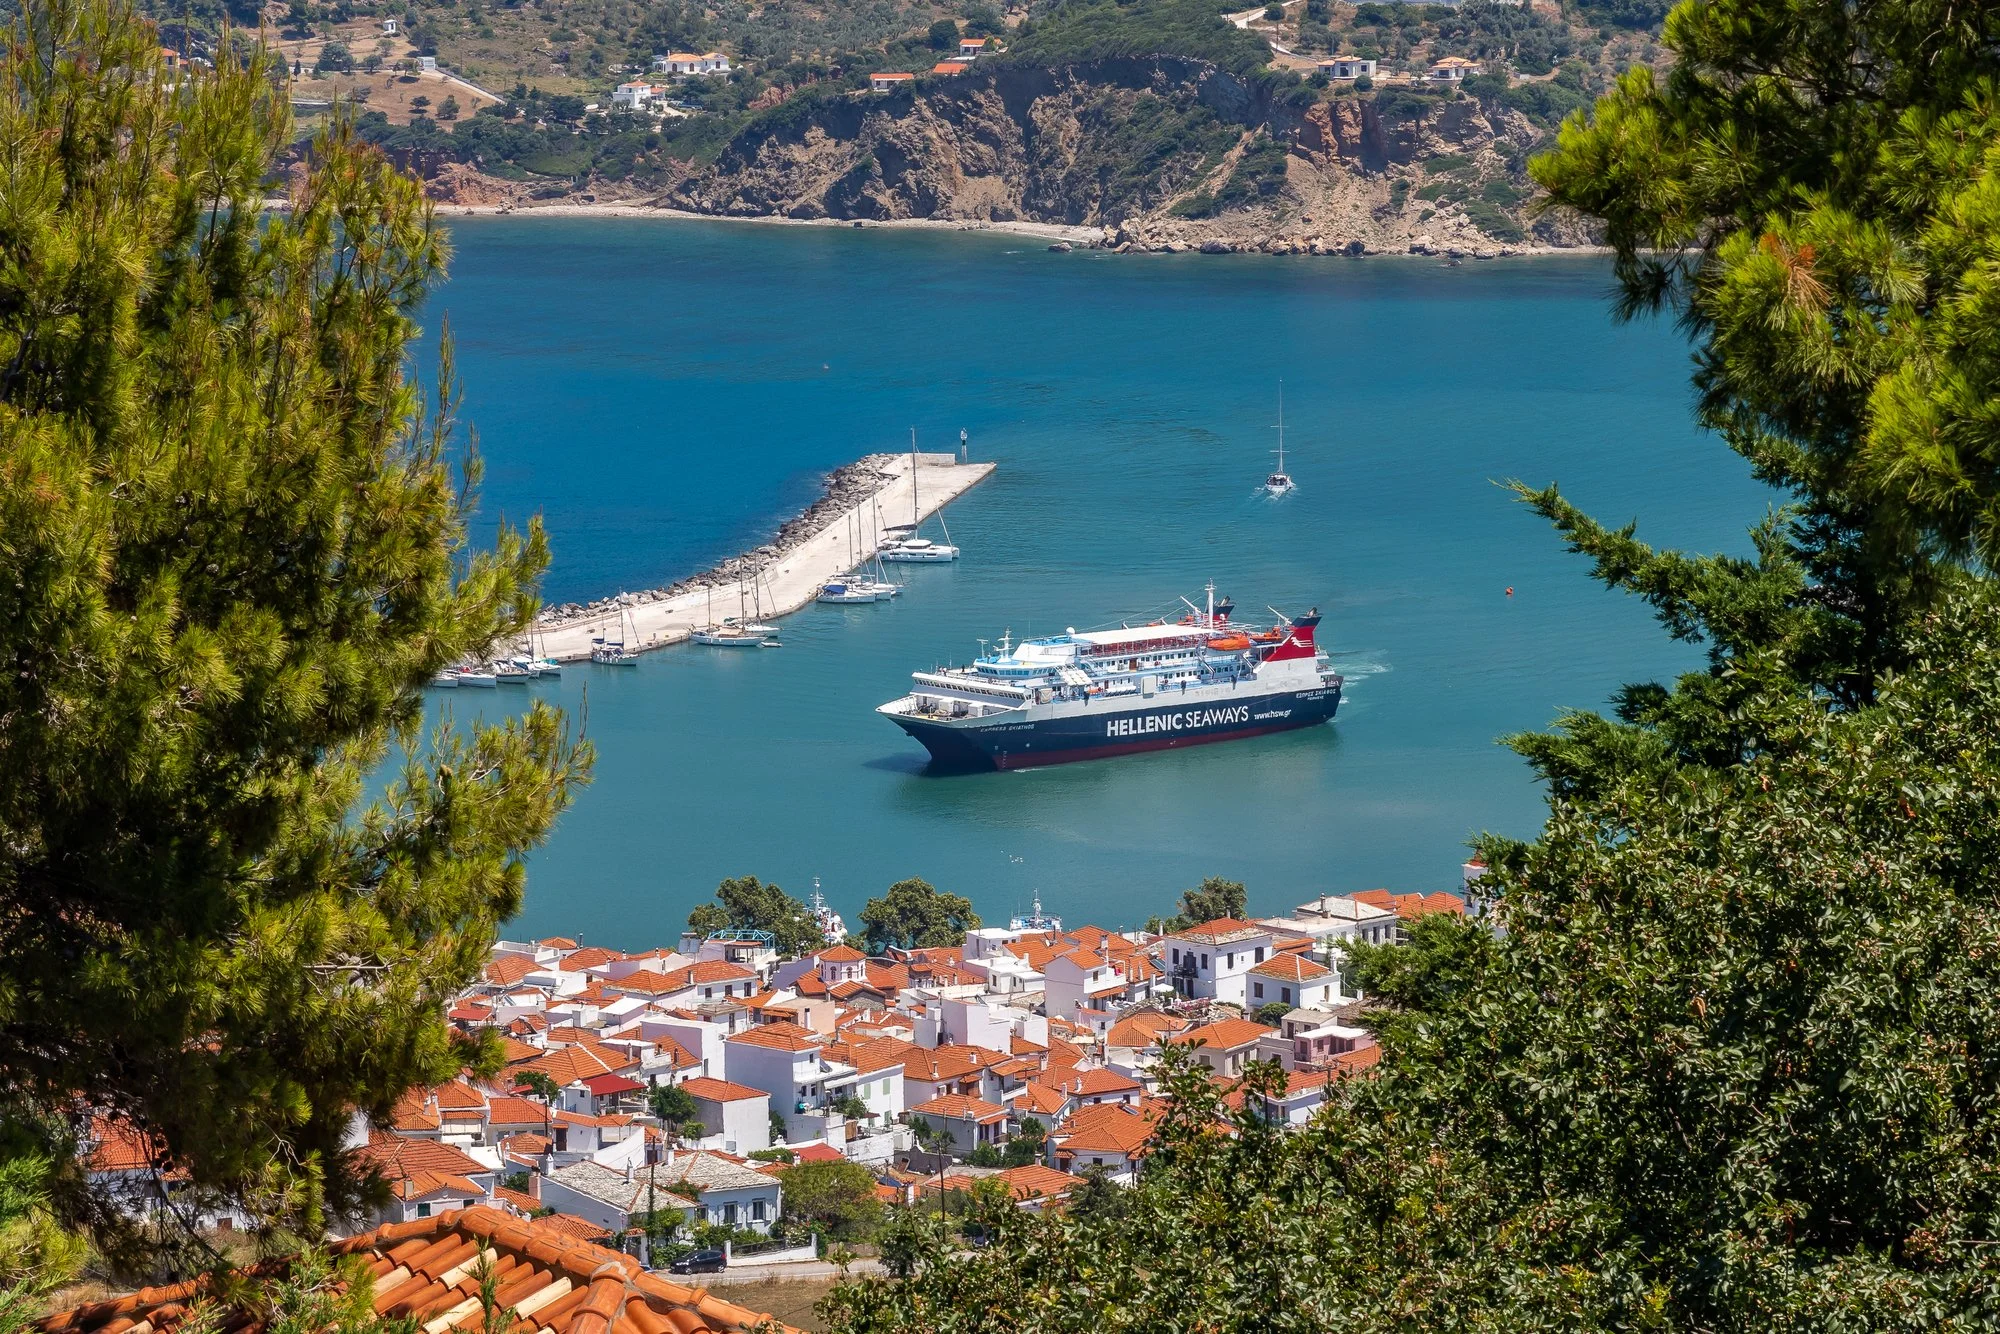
[1247, 628, 1285, 644]
[1206, 634, 1251, 651]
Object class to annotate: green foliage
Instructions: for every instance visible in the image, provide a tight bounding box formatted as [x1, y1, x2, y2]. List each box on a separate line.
[1056, 88, 1240, 223]
[965, 1143, 1002, 1168]
[1001, 1118, 1045, 1167]
[779, 1158, 883, 1239]
[1006, 0, 1271, 76]
[927, 17, 958, 48]
[1368, 87, 1441, 122]
[649, 1083, 697, 1127]
[1252, 1001, 1290, 1027]
[1146, 875, 1248, 931]
[1460, 197, 1523, 242]
[314, 39, 353, 73]
[858, 878, 980, 953]
[1570, 0, 1669, 31]
[749, 1147, 795, 1163]
[684, 875, 826, 956]
[0, 0, 587, 1258]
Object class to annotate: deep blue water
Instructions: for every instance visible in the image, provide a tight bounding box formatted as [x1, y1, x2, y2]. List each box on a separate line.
[416, 218, 1760, 947]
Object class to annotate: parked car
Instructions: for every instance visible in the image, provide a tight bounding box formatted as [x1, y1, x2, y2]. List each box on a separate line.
[669, 1249, 726, 1274]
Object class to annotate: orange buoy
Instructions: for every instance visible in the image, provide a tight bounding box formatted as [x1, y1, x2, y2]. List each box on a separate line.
[1506, 586, 1514, 597]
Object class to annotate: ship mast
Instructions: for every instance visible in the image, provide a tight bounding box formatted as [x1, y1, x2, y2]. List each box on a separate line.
[910, 427, 919, 527]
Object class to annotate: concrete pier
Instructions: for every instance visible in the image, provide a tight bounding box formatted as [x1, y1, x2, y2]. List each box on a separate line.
[526, 452, 995, 661]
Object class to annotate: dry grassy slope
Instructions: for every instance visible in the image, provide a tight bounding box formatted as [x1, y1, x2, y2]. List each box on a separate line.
[661, 59, 1594, 254]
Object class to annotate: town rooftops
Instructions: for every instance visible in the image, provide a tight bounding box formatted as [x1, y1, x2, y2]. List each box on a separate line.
[652, 1150, 783, 1195]
[41, 1207, 796, 1334]
[1174, 1017, 1271, 1051]
[1054, 1067, 1141, 1097]
[726, 1020, 821, 1052]
[581, 1072, 644, 1097]
[528, 1211, 613, 1244]
[1055, 1101, 1161, 1155]
[1351, 889, 1467, 921]
[1105, 1011, 1188, 1049]
[545, 1159, 697, 1213]
[679, 1076, 768, 1103]
[1013, 1082, 1072, 1118]
[911, 1093, 1009, 1124]
[1171, 918, 1268, 945]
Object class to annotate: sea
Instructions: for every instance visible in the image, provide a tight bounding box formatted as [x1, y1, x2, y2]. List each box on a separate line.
[413, 217, 1764, 947]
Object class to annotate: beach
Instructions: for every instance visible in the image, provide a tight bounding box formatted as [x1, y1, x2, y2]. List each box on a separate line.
[524, 451, 994, 660]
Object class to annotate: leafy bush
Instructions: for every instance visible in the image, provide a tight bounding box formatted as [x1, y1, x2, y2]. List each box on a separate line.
[1461, 197, 1523, 241]
[1005, 0, 1271, 76]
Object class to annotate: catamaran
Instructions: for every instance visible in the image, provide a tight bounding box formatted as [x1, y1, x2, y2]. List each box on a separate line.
[880, 429, 960, 562]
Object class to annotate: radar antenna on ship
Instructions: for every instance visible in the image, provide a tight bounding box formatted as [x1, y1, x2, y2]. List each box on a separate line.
[1009, 892, 1062, 934]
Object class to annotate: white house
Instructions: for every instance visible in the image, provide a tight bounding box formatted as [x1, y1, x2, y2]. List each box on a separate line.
[380, 17, 398, 35]
[649, 1150, 782, 1233]
[1290, 894, 1399, 948]
[869, 72, 915, 92]
[1043, 948, 1135, 1022]
[724, 1020, 873, 1143]
[957, 37, 989, 57]
[1047, 1103, 1156, 1184]
[1246, 952, 1342, 1014]
[1316, 54, 1375, 79]
[1428, 56, 1483, 82]
[652, 51, 731, 77]
[1168, 1017, 1269, 1078]
[679, 1076, 771, 1155]
[610, 81, 659, 111]
[1162, 919, 1280, 1007]
[539, 1158, 698, 1236]
[418, 55, 437, 73]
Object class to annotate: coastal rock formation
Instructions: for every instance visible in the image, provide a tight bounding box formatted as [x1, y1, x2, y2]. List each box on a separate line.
[660, 59, 1598, 254]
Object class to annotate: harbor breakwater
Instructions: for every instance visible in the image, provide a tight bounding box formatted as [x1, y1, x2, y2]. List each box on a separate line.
[525, 451, 994, 661]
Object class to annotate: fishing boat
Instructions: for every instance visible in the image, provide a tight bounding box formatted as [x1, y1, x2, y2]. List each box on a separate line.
[880, 429, 960, 562]
[511, 654, 561, 678]
[817, 580, 879, 604]
[1265, 382, 1295, 496]
[492, 660, 533, 684]
[453, 666, 497, 687]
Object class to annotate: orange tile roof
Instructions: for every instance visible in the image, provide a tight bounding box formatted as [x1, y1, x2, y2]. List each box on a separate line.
[1175, 1017, 1271, 1052]
[484, 954, 539, 986]
[726, 1021, 821, 1052]
[904, 1044, 1003, 1082]
[679, 1077, 767, 1103]
[1350, 890, 1467, 920]
[539, 936, 581, 950]
[1054, 1067, 1141, 1097]
[995, 1164, 1079, 1201]
[818, 944, 866, 963]
[866, 961, 910, 991]
[1250, 952, 1333, 982]
[513, 1044, 628, 1087]
[40, 1206, 799, 1334]
[530, 1211, 614, 1243]
[932, 61, 969, 73]
[83, 1116, 168, 1174]
[492, 1183, 540, 1214]
[1013, 1083, 1071, 1118]
[499, 1036, 543, 1065]
[1104, 1012, 1187, 1049]
[563, 946, 627, 970]
[1054, 1102, 1161, 1155]
[911, 1093, 1008, 1124]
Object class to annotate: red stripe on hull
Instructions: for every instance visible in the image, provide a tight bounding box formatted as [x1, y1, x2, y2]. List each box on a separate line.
[990, 720, 1321, 770]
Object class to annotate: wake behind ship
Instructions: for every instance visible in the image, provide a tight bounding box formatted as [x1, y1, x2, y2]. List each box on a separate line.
[877, 588, 1342, 771]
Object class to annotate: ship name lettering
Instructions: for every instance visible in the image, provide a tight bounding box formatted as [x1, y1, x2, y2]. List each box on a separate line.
[1105, 705, 1251, 738]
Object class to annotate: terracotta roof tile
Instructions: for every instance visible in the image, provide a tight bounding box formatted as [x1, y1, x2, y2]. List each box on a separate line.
[816, 945, 865, 963]
[911, 1094, 1008, 1124]
[995, 1164, 1080, 1201]
[678, 1077, 767, 1104]
[41, 1207, 800, 1334]
[725, 1022, 820, 1052]
[1174, 1018, 1271, 1051]
[1250, 953, 1333, 982]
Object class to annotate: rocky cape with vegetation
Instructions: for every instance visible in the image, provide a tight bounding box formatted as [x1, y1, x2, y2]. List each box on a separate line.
[431, 60, 1598, 255]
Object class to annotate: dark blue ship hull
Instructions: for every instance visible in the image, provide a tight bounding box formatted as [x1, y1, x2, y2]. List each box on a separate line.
[887, 680, 1343, 772]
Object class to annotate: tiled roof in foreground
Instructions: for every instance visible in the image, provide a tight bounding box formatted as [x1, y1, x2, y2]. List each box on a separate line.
[40, 1205, 798, 1334]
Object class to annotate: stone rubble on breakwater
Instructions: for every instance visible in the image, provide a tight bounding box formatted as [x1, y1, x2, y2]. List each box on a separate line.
[529, 455, 899, 632]
[522, 451, 995, 661]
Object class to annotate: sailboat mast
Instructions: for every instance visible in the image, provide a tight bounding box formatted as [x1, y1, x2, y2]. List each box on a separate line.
[910, 427, 920, 528]
[1276, 380, 1285, 474]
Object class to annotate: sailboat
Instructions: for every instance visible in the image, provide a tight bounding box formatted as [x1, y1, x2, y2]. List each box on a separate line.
[880, 429, 961, 562]
[852, 500, 903, 597]
[692, 581, 762, 647]
[1265, 382, 1296, 496]
[591, 609, 641, 664]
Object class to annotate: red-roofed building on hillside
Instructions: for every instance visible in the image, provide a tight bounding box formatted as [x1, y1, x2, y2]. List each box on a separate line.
[1043, 945, 1165, 1021]
[1248, 950, 1342, 1013]
[995, 1163, 1081, 1209]
[351, 1131, 498, 1225]
[1351, 890, 1468, 941]
[1169, 1017, 1272, 1078]
[1162, 918, 1284, 1006]
[678, 1077, 772, 1156]
[909, 1093, 1009, 1156]
[37, 1207, 801, 1334]
[1048, 1101, 1163, 1184]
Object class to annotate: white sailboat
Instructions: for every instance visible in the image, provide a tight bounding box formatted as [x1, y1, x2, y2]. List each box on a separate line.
[693, 582, 763, 647]
[880, 429, 961, 562]
[1265, 382, 1295, 496]
[591, 609, 641, 664]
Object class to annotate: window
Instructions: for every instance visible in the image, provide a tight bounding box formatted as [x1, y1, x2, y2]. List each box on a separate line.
[752, 1200, 767, 1221]
[1255, 947, 1265, 963]
[1171, 948, 1179, 964]
[1201, 954, 1209, 969]
[1253, 982, 1264, 999]
[1226, 953, 1235, 969]
[724, 1202, 738, 1225]
[703, 987, 712, 999]
[417, 1202, 431, 1218]
[1282, 987, 1292, 1004]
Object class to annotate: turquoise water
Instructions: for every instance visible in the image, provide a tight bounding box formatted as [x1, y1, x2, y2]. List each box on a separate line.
[419, 218, 1760, 946]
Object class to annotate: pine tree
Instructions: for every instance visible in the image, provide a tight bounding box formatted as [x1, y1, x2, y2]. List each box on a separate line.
[0, 0, 589, 1263]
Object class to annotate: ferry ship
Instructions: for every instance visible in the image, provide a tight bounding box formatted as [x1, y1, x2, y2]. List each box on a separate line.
[877, 586, 1342, 770]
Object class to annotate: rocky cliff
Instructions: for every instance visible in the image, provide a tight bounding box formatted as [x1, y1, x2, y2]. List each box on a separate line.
[660, 59, 1596, 255]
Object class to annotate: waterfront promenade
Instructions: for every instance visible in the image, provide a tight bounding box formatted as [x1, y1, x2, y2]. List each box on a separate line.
[528, 451, 994, 660]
